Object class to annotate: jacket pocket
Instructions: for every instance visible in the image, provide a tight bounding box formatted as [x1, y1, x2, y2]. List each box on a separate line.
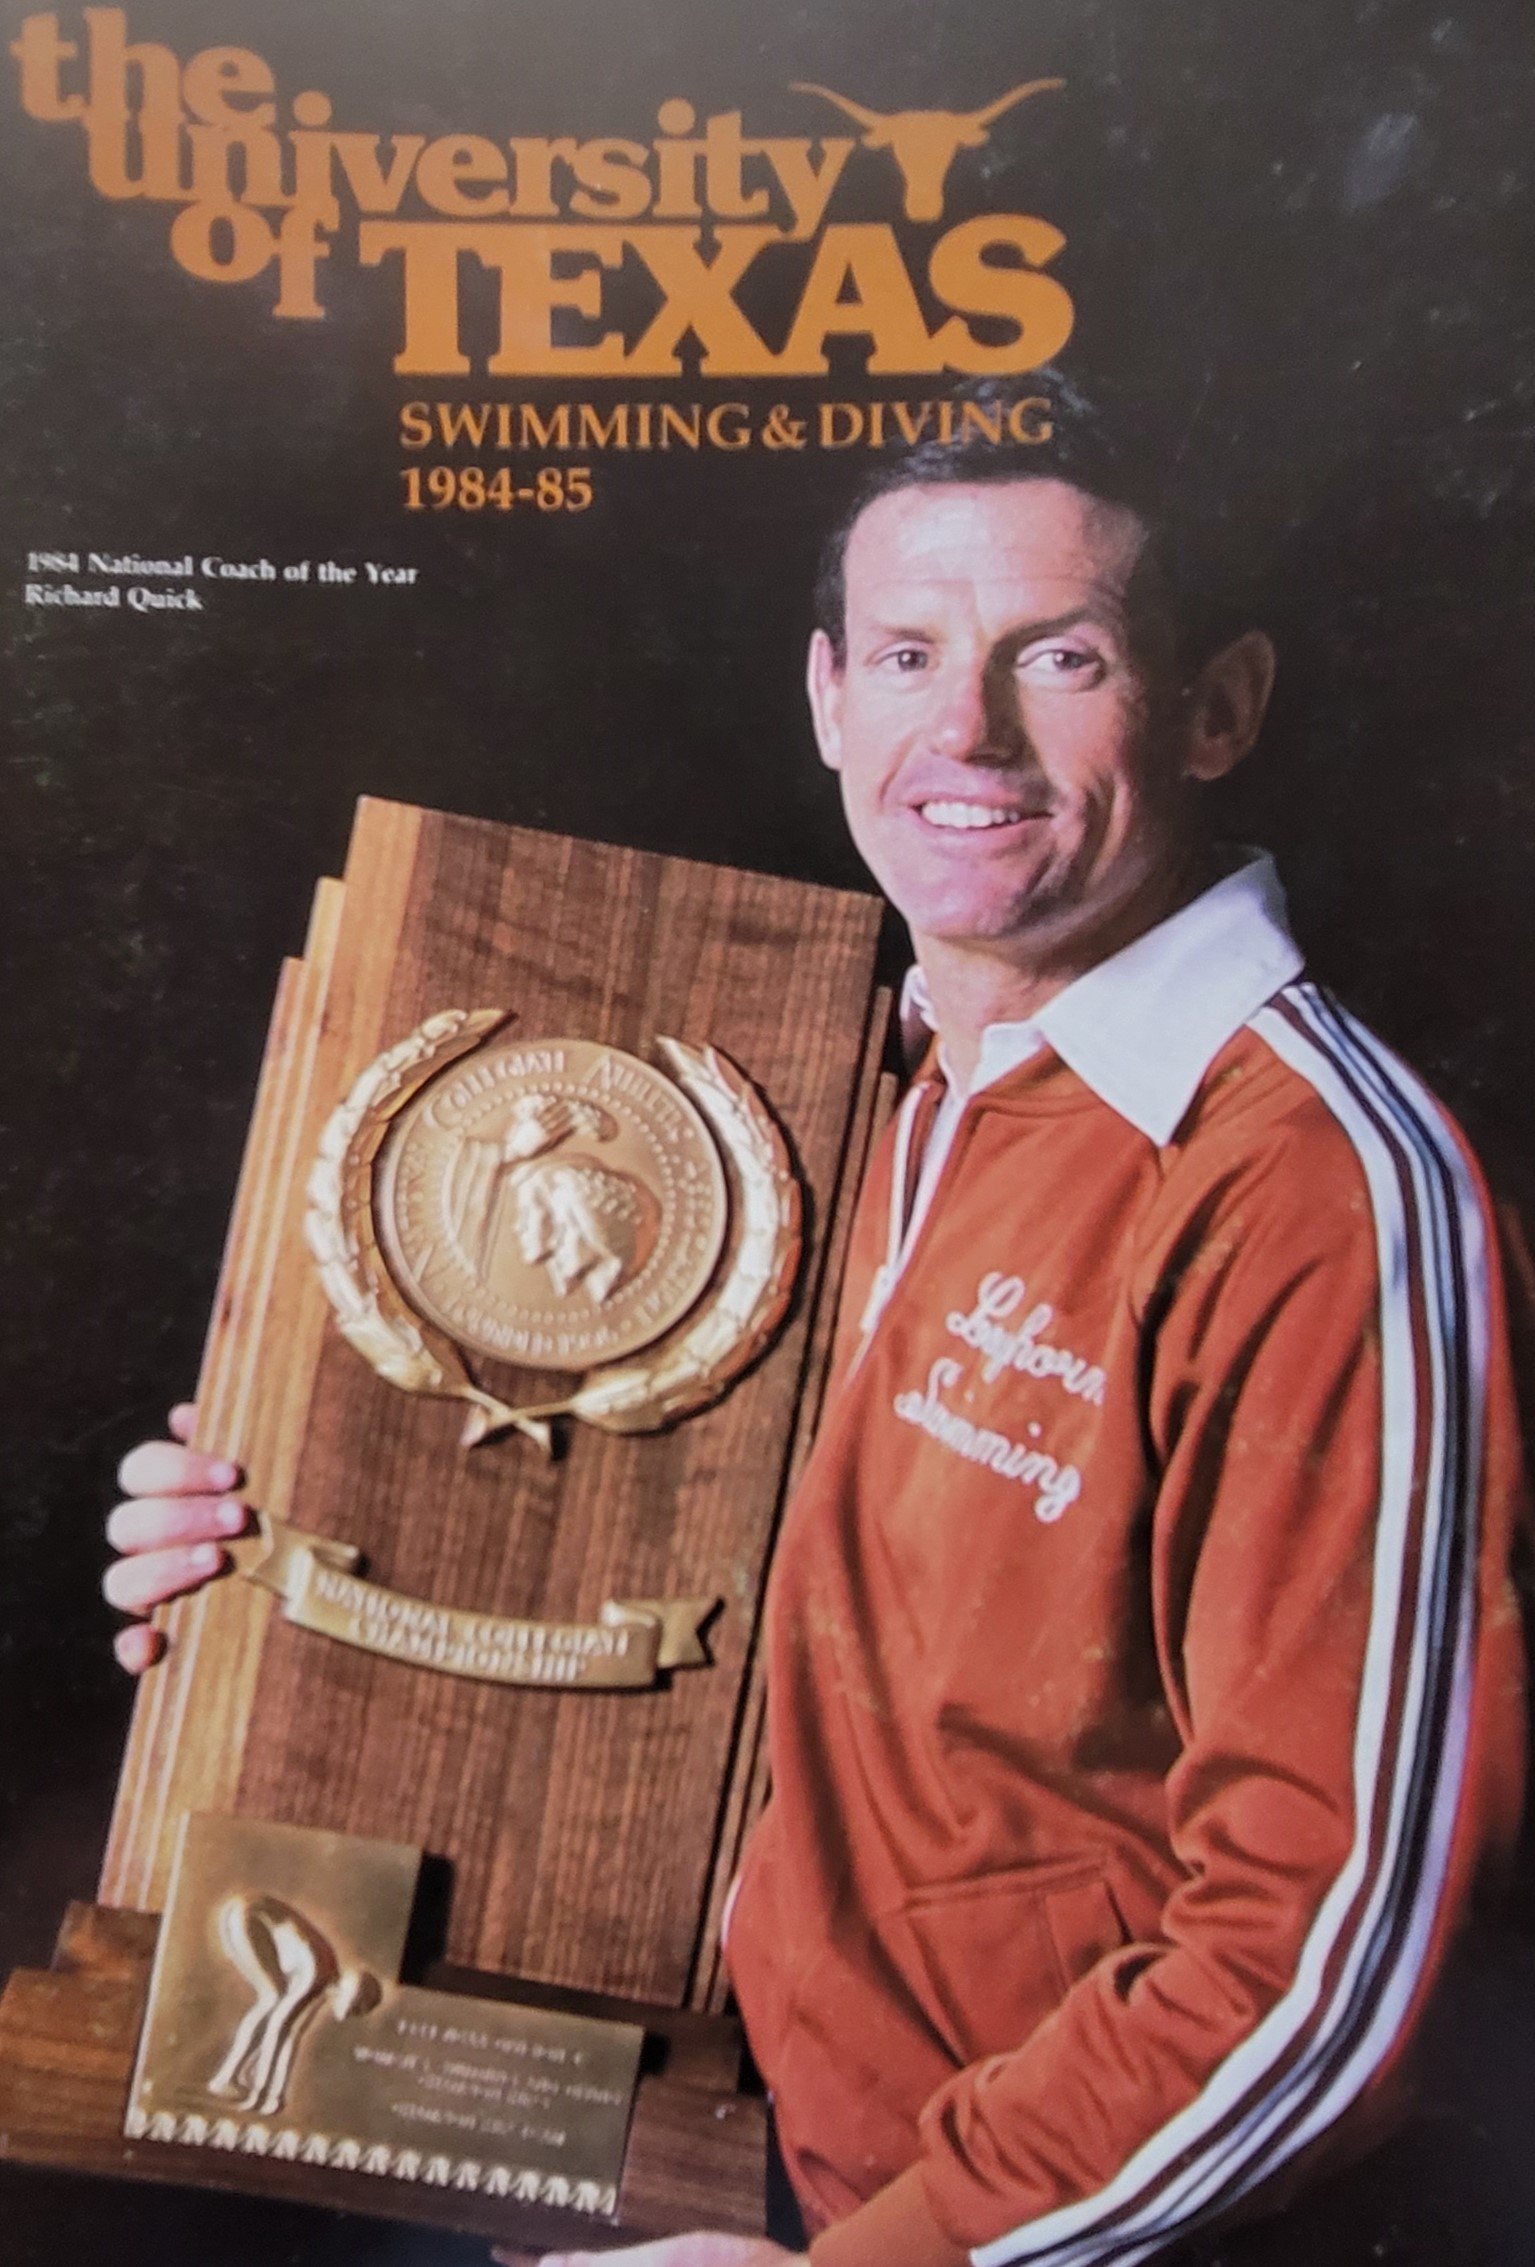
[1040, 1867, 1131, 1998]
[895, 1859, 1128, 2067]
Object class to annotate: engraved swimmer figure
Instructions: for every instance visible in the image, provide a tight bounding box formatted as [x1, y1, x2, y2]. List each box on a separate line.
[207, 1893, 377, 2117]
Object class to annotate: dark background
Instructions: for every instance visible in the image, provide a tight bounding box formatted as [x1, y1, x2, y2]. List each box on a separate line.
[3, 0, 1535, 2258]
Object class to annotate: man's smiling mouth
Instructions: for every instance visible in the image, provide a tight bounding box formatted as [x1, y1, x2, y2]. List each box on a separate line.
[917, 799, 1038, 832]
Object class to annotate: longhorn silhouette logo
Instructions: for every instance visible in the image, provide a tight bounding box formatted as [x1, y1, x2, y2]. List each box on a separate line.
[791, 80, 1064, 223]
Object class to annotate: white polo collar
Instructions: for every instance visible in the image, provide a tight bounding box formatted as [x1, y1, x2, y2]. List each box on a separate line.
[899, 852, 1305, 1148]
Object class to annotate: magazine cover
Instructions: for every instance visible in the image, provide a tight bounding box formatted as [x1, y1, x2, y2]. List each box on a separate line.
[2, 2, 1533, 2262]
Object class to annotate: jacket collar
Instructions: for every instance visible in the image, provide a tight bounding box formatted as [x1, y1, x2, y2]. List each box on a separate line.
[899, 853, 1305, 1148]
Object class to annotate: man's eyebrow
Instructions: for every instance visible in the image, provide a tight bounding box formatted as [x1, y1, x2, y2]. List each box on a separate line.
[1000, 605, 1128, 648]
[856, 603, 1129, 650]
[857, 618, 941, 646]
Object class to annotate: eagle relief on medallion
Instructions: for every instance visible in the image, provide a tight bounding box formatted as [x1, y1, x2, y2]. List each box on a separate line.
[304, 1010, 801, 1453]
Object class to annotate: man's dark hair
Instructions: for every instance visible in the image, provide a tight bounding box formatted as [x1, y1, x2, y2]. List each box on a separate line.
[812, 372, 1258, 675]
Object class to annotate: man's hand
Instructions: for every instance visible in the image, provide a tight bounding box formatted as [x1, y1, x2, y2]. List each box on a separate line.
[527, 2239, 806, 2267]
[103, 1402, 249, 1673]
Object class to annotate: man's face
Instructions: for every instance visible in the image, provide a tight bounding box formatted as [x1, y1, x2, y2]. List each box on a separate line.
[808, 478, 1197, 971]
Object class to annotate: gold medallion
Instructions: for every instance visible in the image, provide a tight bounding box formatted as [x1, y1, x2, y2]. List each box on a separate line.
[304, 1010, 801, 1453]
[374, 1039, 728, 1372]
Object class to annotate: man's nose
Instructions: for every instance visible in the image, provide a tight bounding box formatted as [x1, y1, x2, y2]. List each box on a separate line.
[927, 658, 1023, 763]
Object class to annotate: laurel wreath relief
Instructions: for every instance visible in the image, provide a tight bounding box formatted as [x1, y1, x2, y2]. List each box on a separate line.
[303, 1012, 801, 1454]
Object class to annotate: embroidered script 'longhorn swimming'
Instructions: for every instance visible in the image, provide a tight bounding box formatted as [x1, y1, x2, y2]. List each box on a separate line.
[790, 79, 1065, 223]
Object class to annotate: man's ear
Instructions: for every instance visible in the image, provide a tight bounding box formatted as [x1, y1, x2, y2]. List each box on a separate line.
[806, 628, 846, 772]
[1181, 630, 1276, 783]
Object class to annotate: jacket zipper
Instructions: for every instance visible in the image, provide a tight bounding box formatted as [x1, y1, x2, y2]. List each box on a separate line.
[849, 1081, 982, 1372]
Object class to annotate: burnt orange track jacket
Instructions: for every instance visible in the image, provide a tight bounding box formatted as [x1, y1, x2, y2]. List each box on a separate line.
[725, 860, 1527, 2267]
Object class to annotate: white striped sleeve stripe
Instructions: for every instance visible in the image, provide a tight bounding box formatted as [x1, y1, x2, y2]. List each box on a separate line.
[972, 980, 1485, 2267]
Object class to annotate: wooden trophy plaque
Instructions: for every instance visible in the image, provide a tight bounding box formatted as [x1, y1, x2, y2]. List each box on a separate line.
[0, 799, 890, 2254]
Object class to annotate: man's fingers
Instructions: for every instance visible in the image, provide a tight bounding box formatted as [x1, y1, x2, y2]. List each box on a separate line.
[102, 1541, 227, 1616]
[116, 1440, 241, 1498]
[114, 1623, 165, 1675]
[106, 1492, 247, 1555]
[106, 1406, 227, 1672]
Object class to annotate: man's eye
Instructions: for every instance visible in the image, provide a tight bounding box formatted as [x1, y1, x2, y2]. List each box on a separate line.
[1018, 645, 1105, 687]
[877, 645, 930, 674]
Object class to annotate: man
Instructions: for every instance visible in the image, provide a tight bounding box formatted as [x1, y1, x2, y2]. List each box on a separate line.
[106, 395, 1529, 2267]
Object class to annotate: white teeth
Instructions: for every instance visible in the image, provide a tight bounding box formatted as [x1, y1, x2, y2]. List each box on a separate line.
[918, 800, 1024, 831]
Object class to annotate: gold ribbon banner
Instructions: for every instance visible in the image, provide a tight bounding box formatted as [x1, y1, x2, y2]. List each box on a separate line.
[234, 1515, 715, 1689]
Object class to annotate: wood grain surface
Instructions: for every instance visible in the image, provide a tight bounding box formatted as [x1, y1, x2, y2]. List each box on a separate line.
[100, 802, 887, 2015]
